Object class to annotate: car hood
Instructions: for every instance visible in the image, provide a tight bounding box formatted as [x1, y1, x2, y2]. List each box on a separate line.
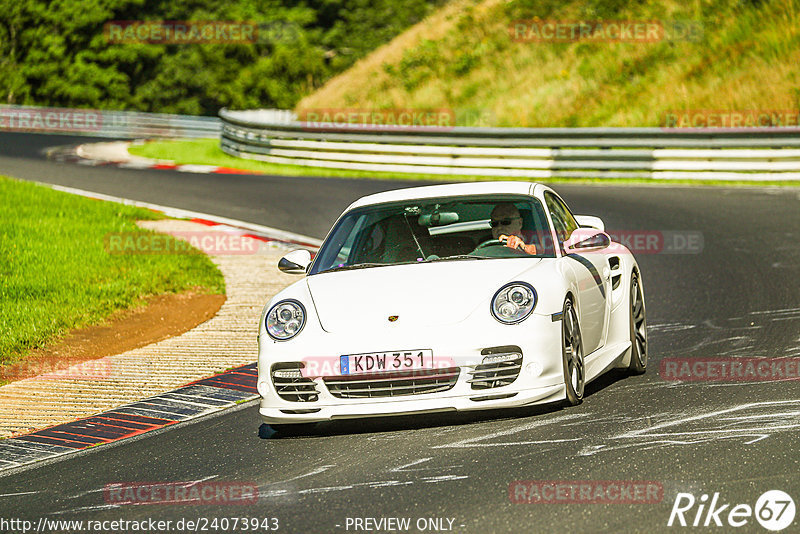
[306, 259, 541, 332]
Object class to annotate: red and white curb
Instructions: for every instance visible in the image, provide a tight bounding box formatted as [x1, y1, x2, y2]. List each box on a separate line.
[0, 364, 260, 473]
[49, 140, 272, 176]
[0, 184, 320, 474]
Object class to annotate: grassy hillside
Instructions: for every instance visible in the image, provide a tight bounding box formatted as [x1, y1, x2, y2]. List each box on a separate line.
[298, 0, 800, 127]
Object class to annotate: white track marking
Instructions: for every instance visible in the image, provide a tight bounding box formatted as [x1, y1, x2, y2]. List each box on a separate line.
[184, 475, 218, 486]
[718, 411, 800, 421]
[750, 307, 800, 315]
[368, 480, 414, 488]
[261, 465, 335, 487]
[298, 485, 354, 495]
[433, 413, 588, 449]
[0, 490, 39, 497]
[390, 458, 433, 472]
[421, 475, 469, 483]
[399, 401, 800, 457]
[66, 487, 109, 499]
[43, 182, 322, 247]
[52, 503, 122, 515]
[390, 458, 463, 472]
[618, 400, 800, 438]
[578, 399, 800, 455]
[262, 460, 468, 499]
[455, 438, 581, 448]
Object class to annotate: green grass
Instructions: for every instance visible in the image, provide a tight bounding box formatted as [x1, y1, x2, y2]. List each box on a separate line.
[0, 176, 225, 367]
[299, 0, 800, 128]
[130, 138, 800, 188]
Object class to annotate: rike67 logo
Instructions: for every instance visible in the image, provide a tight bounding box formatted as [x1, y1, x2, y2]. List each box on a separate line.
[668, 490, 796, 531]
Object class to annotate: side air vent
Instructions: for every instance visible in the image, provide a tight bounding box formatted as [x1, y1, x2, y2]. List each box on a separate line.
[271, 363, 319, 402]
[468, 346, 523, 390]
[609, 256, 622, 290]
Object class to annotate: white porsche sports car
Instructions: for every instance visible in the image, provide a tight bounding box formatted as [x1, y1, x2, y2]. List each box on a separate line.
[257, 182, 647, 427]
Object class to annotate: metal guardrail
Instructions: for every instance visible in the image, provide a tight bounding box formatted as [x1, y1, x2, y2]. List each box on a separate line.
[219, 108, 800, 180]
[0, 105, 220, 139]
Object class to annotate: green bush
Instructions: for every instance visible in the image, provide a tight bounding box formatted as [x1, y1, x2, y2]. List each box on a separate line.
[0, 0, 445, 114]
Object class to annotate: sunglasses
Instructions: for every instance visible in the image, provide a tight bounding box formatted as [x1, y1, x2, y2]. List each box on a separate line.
[490, 217, 521, 228]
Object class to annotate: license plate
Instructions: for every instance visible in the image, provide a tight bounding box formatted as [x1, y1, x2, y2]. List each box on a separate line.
[340, 350, 434, 375]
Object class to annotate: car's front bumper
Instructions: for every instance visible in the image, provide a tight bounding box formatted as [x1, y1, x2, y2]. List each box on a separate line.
[257, 313, 565, 424]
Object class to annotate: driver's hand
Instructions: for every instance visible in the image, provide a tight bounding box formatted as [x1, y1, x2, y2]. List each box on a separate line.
[500, 234, 524, 250]
[500, 234, 537, 255]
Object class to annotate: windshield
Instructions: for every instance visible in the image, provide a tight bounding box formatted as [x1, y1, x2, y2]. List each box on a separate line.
[310, 194, 555, 275]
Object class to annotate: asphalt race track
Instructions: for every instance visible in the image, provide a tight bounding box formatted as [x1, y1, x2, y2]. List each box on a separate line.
[1, 131, 799, 533]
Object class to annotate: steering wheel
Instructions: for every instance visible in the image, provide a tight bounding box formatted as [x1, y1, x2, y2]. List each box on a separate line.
[474, 238, 505, 250]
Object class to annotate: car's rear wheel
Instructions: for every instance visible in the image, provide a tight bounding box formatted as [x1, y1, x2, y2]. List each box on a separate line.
[628, 272, 647, 375]
[561, 298, 584, 405]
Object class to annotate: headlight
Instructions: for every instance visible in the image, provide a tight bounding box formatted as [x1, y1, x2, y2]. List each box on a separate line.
[491, 282, 537, 324]
[266, 299, 306, 340]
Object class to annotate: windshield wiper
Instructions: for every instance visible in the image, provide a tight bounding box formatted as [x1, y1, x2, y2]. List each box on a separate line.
[324, 262, 387, 273]
[425, 255, 487, 262]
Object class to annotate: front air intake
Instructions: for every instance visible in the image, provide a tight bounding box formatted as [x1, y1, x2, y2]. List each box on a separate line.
[468, 347, 523, 390]
[323, 367, 460, 398]
[271, 363, 319, 402]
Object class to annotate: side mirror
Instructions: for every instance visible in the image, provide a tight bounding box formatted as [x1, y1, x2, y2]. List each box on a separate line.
[564, 228, 610, 253]
[278, 249, 312, 274]
[574, 215, 605, 231]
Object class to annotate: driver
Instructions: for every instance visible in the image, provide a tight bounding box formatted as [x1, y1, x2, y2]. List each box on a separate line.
[490, 203, 538, 255]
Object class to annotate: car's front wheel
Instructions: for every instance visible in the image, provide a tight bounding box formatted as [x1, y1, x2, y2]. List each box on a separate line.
[561, 297, 584, 405]
[627, 272, 647, 374]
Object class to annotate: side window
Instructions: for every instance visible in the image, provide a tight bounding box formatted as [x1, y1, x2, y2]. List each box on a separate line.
[529, 199, 556, 257]
[554, 196, 579, 235]
[351, 219, 387, 263]
[329, 213, 369, 266]
[551, 195, 581, 233]
[313, 214, 358, 271]
[545, 193, 568, 244]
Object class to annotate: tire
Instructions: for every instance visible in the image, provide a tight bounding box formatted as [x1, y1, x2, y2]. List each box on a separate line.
[561, 298, 584, 405]
[627, 272, 648, 375]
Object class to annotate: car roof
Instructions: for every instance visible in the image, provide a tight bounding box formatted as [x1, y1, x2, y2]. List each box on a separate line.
[348, 181, 548, 210]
